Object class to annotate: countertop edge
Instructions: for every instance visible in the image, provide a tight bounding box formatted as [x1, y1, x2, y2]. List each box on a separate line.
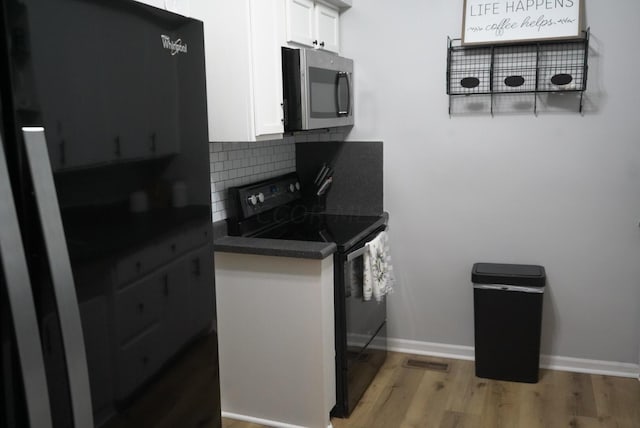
[214, 236, 337, 260]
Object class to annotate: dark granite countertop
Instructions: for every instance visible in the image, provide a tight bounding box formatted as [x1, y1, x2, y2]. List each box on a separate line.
[65, 205, 212, 263]
[212, 212, 388, 260]
[214, 236, 337, 260]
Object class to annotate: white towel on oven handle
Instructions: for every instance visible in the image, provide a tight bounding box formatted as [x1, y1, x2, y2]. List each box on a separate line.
[363, 231, 394, 302]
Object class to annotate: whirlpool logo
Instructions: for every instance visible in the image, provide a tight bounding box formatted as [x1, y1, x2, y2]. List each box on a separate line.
[161, 35, 187, 56]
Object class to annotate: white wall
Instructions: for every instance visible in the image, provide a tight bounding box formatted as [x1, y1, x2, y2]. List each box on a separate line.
[342, 0, 640, 364]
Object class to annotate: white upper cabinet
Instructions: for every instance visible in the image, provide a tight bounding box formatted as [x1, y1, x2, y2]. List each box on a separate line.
[314, 2, 339, 53]
[191, 0, 286, 142]
[190, 0, 350, 142]
[286, 0, 341, 54]
[286, 0, 315, 48]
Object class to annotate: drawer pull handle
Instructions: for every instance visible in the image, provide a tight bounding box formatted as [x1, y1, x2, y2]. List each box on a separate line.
[138, 303, 144, 313]
[192, 259, 201, 276]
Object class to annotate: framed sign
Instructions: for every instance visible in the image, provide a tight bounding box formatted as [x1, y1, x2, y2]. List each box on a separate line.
[462, 0, 582, 45]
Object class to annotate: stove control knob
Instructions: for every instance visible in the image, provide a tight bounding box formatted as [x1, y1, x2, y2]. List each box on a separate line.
[288, 183, 295, 193]
[295, 182, 301, 191]
[257, 192, 265, 203]
[247, 194, 258, 206]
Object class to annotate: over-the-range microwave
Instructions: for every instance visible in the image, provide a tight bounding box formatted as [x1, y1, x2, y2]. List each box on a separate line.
[282, 47, 354, 132]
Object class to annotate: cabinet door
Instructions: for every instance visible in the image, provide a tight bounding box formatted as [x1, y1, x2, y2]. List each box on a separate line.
[115, 326, 164, 400]
[250, 0, 285, 138]
[285, 0, 315, 48]
[114, 276, 163, 345]
[192, 0, 284, 141]
[188, 246, 215, 334]
[144, 30, 180, 158]
[161, 261, 191, 359]
[315, 3, 340, 53]
[30, 4, 114, 171]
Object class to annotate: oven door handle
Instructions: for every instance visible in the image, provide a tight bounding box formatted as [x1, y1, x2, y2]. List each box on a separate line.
[344, 243, 368, 299]
[346, 243, 368, 262]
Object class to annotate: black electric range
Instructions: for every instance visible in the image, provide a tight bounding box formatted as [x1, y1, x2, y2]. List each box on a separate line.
[255, 213, 384, 248]
[226, 173, 388, 418]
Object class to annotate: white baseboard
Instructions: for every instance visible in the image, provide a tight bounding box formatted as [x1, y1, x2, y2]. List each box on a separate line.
[387, 337, 640, 379]
[387, 337, 475, 361]
[539, 354, 639, 378]
[221, 411, 333, 428]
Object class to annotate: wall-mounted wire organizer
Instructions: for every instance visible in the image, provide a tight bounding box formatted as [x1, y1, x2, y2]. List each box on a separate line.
[446, 29, 590, 115]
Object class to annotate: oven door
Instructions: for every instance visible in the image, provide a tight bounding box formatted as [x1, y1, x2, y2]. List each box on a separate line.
[301, 49, 354, 130]
[334, 228, 387, 417]
[343, 231, 387, 360]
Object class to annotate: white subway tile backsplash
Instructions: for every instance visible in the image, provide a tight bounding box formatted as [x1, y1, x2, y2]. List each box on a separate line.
[209, 137, 296, 220]
[211, 133, 344, 223]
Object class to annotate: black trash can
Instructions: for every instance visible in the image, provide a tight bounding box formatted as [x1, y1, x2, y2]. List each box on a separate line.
[472, 262, 546, 383]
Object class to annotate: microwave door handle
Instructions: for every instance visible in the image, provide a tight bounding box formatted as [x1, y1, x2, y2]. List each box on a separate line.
[22, 128, 95, 428]
[336, 72, 350, 117]
[0, 132, 53, 428]
[347, 72, 353, 116]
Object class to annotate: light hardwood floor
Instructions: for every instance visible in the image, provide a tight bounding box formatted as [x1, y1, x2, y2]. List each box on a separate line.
[221, 352, 640, 428]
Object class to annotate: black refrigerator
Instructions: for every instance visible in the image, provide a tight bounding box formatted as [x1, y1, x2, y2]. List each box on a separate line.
[0, 1, 221, 427]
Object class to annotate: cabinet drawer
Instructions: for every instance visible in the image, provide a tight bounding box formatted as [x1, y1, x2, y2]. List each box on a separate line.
[115, 325, 164, 400]
[181, 223, 212, 249]
[113, 245, 164, 287]
[114, 226, 212, 288]
[170, 224, 213, 257]
[114, 275, 163, 345]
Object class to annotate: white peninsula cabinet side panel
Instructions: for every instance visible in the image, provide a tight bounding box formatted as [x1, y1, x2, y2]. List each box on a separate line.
[191, 0, 284, 142]
[214, 252, 335, 428]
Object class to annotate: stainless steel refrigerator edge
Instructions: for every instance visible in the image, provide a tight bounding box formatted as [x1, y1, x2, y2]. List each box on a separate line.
[0, 1, 221, 427]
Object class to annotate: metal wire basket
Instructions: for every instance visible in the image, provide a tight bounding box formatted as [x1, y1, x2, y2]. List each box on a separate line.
[446, 29, 589, 114]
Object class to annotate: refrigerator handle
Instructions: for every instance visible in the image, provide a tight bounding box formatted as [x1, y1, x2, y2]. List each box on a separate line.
[0, 132, 53, 428]
[22, 127, 94, 428]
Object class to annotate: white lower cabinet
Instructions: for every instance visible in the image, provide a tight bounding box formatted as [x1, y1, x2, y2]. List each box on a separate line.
[191, 0, 286, 142]
[111, 240, 214, 400]
[215, 252, 336, 428]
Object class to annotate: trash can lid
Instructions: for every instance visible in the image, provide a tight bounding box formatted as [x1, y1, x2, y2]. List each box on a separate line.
[472, 263, 546, 288]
